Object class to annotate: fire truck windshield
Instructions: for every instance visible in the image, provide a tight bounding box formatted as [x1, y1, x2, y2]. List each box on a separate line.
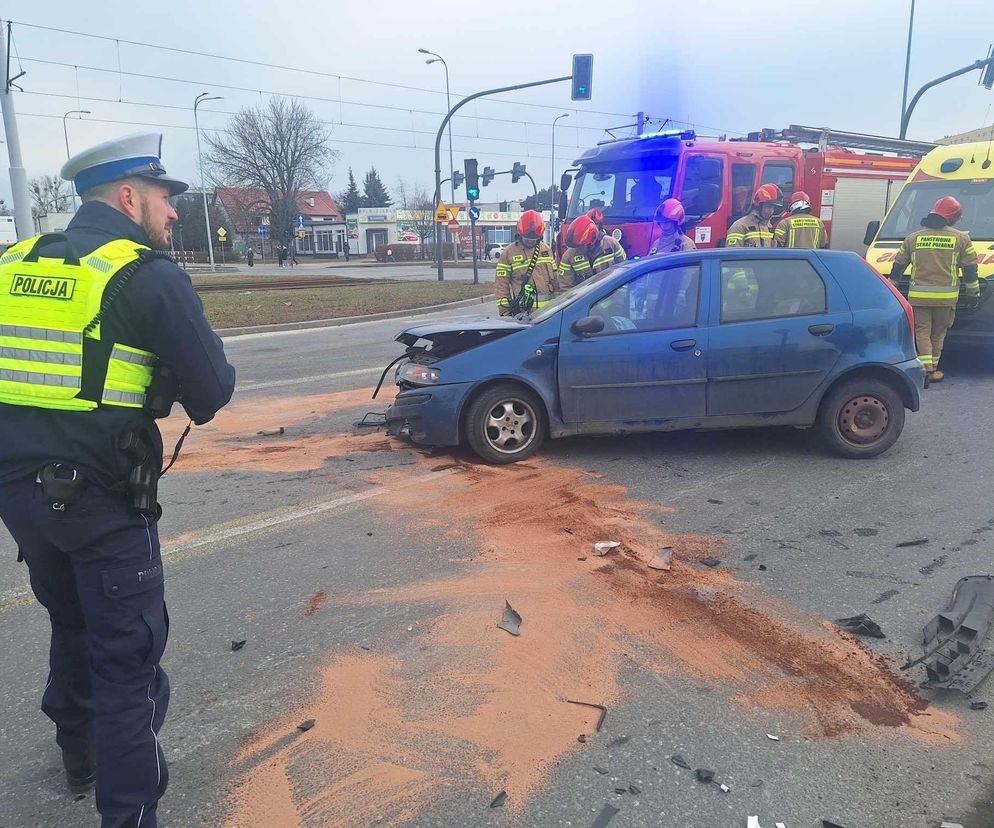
[878, 179, 994, 241]
[568, 160, 678, 222]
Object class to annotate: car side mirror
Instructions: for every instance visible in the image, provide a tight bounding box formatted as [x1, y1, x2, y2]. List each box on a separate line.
[560, 172, 573, 192]
[558, 192, 568, 221]
[571, 315, 605, 336]
[864, 220, 880, 247]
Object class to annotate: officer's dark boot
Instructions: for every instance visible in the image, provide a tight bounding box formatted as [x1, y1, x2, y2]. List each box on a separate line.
[62, 745, 96, 793]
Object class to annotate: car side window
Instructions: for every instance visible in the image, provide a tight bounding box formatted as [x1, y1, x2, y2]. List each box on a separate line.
[720, 259, 826, 323]
[590, 264, 701, 334]
[730, 163, 757, 220]
[761, 162, 796, 199]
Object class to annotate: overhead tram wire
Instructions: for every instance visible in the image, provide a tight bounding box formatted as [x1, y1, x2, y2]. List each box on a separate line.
[16, 111, 573, 160]
[8, 19, 652, 120]
[16, 56, 619, 136]
[19, 89, 592, 153]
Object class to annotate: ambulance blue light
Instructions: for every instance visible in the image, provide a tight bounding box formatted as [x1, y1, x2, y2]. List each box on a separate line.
[639, 129, 696, 141]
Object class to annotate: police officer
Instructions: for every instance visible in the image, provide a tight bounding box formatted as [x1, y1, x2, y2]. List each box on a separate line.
[494, 210, 557, 317]
[0, 133, 235, 828]
[774, 191, 829, 249]
[649, 198, 696, 255]
[890, 196, 979, 382]
[726, 183, 782, 248]
[558, 214, 627, 288]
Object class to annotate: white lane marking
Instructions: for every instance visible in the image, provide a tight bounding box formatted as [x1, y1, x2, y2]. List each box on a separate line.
[162, 468, 457, 558]
[0, 469, 459, 613]
[236, 366, 381, 392]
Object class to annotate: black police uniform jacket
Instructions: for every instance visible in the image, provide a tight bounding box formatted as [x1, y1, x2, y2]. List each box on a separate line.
[0, 201, 236, 489]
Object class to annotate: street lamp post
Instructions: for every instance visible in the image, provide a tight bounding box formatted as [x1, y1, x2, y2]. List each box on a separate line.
[420, 48, 456, 263]
[62, 109, 90, 211]
[550, 113, 569, 245]
[194, 92, 222, 272]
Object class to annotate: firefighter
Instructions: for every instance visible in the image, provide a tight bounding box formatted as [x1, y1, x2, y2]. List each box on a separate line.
[889, 196, 979, 382]
[726, 183, 782, 248]
[649, 198, 696, 255]
[774, 191, 829, 249]
[494, 210, 557, 317]
[558, 214, 627, 288]
[586, 207, 605, 231]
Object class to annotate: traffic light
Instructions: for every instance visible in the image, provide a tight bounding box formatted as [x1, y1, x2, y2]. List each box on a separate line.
[482, 166, 495, 187]
[452, 170, 465, 189]
[464, 158, 480, 201]
[571, 54, 593, 101]
[511, 162, 526, 184]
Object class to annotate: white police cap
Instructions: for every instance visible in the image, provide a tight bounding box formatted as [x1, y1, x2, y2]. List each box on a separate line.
[60, 132, 189, 197]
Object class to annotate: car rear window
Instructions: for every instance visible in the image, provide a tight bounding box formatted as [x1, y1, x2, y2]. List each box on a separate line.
[720, 259, 827, 323]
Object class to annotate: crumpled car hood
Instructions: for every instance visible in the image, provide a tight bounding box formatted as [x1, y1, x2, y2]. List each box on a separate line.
[395, 317, 528, 347]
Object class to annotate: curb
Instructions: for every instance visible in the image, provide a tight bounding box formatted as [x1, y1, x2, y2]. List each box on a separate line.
[217, 295, 492, 338]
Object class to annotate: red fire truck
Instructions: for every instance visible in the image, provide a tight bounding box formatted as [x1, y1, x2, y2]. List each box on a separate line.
[556, 125, 934, 257]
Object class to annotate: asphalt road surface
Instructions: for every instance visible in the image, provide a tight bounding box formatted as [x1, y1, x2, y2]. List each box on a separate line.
[2, 303, 993, 828]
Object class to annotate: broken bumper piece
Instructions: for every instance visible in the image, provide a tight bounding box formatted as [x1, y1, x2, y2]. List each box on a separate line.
[922, 575, 994, 693]
[384, 383, 469, 447]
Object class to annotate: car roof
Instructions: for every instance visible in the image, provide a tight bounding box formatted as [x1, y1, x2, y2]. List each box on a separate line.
[621, 248, 864, 266]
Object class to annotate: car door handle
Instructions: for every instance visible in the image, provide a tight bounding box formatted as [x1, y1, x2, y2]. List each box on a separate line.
[670, 339, 697, 351]
[808, 324, 834, 336]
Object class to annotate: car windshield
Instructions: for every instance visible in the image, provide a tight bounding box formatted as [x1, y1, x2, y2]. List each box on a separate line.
[527, 262, 634, 324]
[567, 160, 678, 222]
[878, 179, 994, 240]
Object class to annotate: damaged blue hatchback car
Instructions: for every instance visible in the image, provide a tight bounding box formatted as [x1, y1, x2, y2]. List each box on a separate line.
[384, 249, 925, 464]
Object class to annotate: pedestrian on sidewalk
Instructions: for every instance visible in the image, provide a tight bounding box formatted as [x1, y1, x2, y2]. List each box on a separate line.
[277, 245, 286, 268]
[344, 240, 351, 262]
[0, 132, 235, 828]
[246, 247, 254, 267]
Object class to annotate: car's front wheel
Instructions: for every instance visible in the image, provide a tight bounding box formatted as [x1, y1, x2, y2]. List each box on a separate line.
[464, 383, 546, 464]
[818, 377, 905, 458]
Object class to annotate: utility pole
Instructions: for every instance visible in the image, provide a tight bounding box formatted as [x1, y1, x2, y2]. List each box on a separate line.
[194, 92, 222, 272]
[421, 49, 458, 262]
[434, 75, 572, 280]
[63, 109, 90, 212]
[0, 21, 33, 240]
[900, 0, 915, 133]
[551, 113, 569, 246]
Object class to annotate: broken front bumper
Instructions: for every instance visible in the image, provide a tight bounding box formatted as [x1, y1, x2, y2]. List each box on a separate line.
[385, 382, 472, 447]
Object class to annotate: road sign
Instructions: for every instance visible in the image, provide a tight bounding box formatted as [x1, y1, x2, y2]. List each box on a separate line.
[216, 227, 227, 239]
[297, 214, 306, 229]
[435, 201, 449, 223]
[447, 218, 459, 230]
[296, 229, 306, 239]
[258, 225, 268, 237]
[449, 205, 461, 221]
[469, 206, 481, 222]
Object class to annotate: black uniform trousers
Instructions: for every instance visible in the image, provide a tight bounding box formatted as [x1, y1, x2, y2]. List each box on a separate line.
[0, 474, 169, 828]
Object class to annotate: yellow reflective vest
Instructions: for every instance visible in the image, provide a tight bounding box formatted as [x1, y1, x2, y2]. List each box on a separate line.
[0, 235, 159, 411]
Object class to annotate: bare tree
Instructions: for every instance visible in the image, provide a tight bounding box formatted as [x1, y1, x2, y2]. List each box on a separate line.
[29, 175, 73, 217]
[406, 183, 437, 260]
[204, 97, 339, 251]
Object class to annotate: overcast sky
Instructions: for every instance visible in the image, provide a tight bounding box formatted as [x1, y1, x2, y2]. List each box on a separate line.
[3, 0, 994, 207]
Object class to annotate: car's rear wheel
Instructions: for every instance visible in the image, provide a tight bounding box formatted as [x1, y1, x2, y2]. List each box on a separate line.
[818, 377, 905, 458]
[464, 383, 545, 464]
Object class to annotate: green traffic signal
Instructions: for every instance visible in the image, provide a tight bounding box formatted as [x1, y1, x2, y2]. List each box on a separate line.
[467, 187, 480, 201]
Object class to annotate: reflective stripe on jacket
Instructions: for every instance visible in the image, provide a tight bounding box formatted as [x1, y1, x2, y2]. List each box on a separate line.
[893, 227, 979, 307]
[726, 210, 774, 248]
[650, 233, 696, 255]
[494, 240, 557, 316]
[773, 213, 828, 249]
[0, 236, 158, 411]
[559, 235, 626, 288]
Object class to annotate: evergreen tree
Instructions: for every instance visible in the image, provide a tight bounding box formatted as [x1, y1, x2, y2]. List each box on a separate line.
[362, 166, 393, 208]
[336, 167, 366, 214]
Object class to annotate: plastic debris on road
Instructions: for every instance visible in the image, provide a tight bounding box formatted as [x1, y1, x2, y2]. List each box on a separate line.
[766, 733, 780, 741]
[297, 719, 315, 732]
[971, 701, 988, 710]
[230, 639, 246, 651]
[940, 822, 966, 827]
[489, 791, 507, 808]
[695, 768, 715, 783]
[670, 754, 691, 770]
[834, 613, 886, 639]
[647, 548, 673, 571]
[701, 557, 721, 567]
[256, 427, 285, 436]
[922, 575, 994, 693]
[896, 537, 929, 548]
[497, 600, 522, 636]
[591, 803, 620, 828]
[593, 541, 621, 557]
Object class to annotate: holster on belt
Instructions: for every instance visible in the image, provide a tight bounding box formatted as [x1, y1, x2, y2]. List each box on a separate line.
[38, 463, 87, 510]
[117, 427, 160, 517]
